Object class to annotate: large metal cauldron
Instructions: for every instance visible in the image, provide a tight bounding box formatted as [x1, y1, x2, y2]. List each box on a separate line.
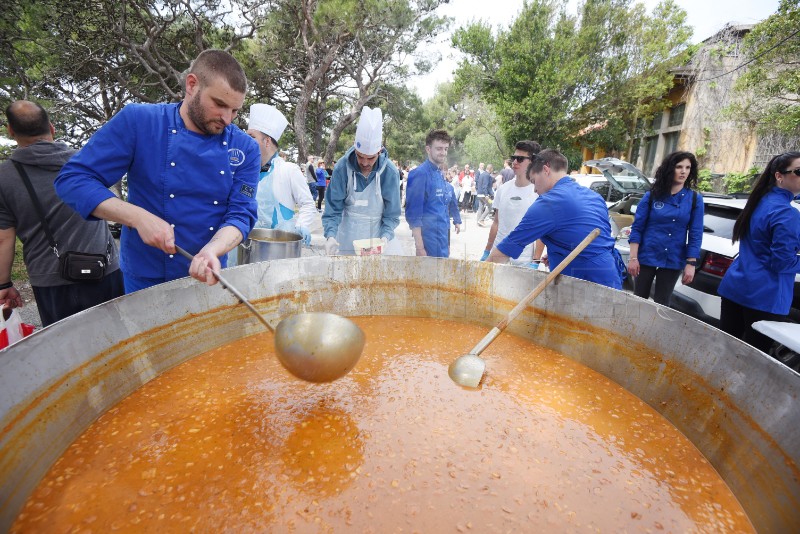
[1, 257, 798, 531]
[237, 228, 302, 264]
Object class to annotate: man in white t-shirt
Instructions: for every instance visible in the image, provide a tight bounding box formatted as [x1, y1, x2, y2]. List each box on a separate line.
[480, 140, 541, 265]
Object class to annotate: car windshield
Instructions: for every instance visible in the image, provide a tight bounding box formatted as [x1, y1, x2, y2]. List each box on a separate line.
[703, 205, 740, 239]
[613, 176, 650, 191]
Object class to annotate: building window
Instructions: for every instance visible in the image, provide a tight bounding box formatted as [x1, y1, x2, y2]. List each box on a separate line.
[643, 135, 658, 176]
[649, 113, 663, 131]
[668, 103, 685, 128]
[663, 131, 680, 156]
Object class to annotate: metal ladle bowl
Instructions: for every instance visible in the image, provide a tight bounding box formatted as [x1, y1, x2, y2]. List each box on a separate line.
[177, 246, 365, 382]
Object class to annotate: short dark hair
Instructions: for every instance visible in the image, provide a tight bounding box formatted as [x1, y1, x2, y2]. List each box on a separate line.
[515, 140, 541, 158]
[188, 49, 248, 94]
[5, 101, 50, 137]
[527, 148, 568, 176]
[425, 129, 451, 146]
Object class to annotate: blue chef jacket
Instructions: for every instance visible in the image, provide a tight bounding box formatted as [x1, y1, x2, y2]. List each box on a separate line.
[405, 159, 462, 258]
[497, 177, 621, 289]
[718, 186, 800, 314]
[628, 188, 704, 270]
[55, 103, 260, 288]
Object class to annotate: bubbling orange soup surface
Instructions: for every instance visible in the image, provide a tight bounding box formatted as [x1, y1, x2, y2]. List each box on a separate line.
[13, 317, 752, 532]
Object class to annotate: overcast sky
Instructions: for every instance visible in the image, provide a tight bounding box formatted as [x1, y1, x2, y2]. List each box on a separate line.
[409, 0, 780, 100]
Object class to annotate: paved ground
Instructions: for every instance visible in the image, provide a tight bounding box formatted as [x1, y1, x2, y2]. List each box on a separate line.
[14, 208, 498, 331]
[303, 208, 493, 261]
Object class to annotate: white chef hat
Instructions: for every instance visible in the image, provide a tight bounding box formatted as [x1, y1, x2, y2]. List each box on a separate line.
[353, 106, 383, 156]
[249, 103, 289, 142]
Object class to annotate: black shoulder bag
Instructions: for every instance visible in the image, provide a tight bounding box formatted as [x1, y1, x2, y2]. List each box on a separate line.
[13, 161, 109, 282]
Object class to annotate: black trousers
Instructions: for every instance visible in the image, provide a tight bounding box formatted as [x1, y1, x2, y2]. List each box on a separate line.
[633, 264, 682, 306]
[316, 186, 326, 210]
[32, 269, 125, 327]
[720, 297, 787, 354]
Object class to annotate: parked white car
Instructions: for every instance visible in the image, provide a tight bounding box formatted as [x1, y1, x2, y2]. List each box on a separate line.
[607, 188, 800, 369]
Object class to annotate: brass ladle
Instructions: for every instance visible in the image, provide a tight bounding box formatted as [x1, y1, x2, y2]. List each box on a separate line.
[176, 246, 365, 382]
[448, 229, 601, 388]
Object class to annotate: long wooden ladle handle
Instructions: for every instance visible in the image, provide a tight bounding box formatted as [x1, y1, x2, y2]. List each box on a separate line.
[469, 228, 601, 356]
[175, 245, 274, 332]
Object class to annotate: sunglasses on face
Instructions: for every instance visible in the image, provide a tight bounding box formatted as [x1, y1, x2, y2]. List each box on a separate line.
[509, 155, 530, 163]
[783, 168, 800, 176]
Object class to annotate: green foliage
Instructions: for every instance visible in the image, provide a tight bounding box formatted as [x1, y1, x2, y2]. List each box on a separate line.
[462, 130, 506, 169]
[12, 239, 27, 281]
[723, 167, 760, 194]
[452, 0, 693, 156]
[697, 169, 714, 192]
[1, 0, 260, 144]
[694, 127, 712, 160]
[733, 0, 800, 136]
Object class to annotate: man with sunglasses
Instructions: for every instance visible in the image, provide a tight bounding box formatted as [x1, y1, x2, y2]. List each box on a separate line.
[488, 149, 621, 289]
[481, 140, 541, 265]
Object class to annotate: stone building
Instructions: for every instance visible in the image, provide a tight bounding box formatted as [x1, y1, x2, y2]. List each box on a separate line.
[580, 24, 797, 177]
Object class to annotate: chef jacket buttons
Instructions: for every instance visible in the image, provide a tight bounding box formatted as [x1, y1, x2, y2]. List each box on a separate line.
[169, 194, 175, 198]
[223, 141, 228, 146]
[213, 200, 218, 205]
[209, 227, 214, 231]
[219, 170, 225, 175]
[169, 254, 174, 258]
[170, 162, 176, 167]
[172, 129, 177, 134]
[171, 224, 175, 228]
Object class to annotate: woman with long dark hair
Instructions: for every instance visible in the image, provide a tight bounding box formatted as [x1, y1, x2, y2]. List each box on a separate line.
[627, 151, 704, 305]
[718, 152, 800, 353]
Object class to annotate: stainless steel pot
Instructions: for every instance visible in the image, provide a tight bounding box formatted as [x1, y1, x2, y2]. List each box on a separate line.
[237, 228, 301, 264]
[1, 257, 798, 531]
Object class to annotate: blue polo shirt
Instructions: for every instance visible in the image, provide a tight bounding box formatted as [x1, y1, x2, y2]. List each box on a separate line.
[497, 176, 621, 289]
[55, 103, 260, 286]
[629, 188, 704, 270]
[718, 187, 800, 314]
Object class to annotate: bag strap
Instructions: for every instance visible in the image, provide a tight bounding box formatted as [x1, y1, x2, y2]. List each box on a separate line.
[688, 190, 698, 230]
[11, 161, 60, 257]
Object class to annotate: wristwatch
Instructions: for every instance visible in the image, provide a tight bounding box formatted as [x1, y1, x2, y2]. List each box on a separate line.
[686, 260, 698, 267]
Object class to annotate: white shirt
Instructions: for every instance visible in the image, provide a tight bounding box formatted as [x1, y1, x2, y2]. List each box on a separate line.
[493, 179, 539, 265]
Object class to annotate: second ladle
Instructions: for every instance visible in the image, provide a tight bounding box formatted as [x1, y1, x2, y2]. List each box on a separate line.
[176, 246, 365, 382]
[448, 228, 601, 388]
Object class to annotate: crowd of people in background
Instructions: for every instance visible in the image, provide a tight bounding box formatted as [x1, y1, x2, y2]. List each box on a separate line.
[0, 48, 797, 366]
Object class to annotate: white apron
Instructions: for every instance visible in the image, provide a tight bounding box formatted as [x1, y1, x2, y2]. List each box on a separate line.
[337, 165, 402, 255]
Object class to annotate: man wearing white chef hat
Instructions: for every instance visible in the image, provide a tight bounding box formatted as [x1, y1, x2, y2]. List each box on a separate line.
[246, 104, 316, 247]
[322, 106, 401, 255]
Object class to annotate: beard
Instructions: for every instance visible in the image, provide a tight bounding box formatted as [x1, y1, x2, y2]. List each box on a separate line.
[186, 91, 226, 135]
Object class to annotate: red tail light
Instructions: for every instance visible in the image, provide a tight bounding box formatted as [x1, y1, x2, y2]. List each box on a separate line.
[700, 252, 734, 276]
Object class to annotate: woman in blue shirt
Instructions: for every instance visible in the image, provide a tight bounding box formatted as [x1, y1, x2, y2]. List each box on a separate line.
[718, 152, 800, 353]
[627, 151, 704, 306]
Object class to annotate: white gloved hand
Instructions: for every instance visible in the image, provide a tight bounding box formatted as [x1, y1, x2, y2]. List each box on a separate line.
[324, 236, 339, 255]
[298, 226, 311, 245]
